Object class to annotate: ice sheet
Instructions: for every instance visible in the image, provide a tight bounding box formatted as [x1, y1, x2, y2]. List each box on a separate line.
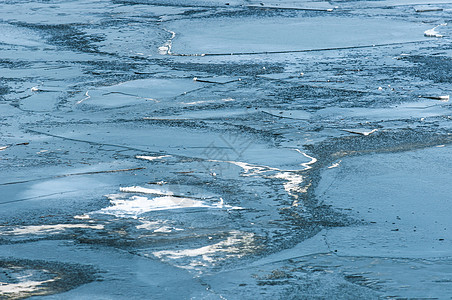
[168, 16, 430, 55]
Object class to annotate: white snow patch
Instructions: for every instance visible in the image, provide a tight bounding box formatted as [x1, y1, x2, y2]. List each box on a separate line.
[184, 100, 211, 105]
[158, 29, 176, 55]
[76, 91, 90, 105]
[274, 172, 307, 201]
[95, 190, 242, 218]
[212, 149, 316, 203]
[328, 160, 342, 169]
[152, 231, 256, 269]
[119, 186, 172, 196]
[424, 23, 447, 37]
[296, 149, 317, 170]
[136, 155, 171, 161]
[2, 224, 104, 236]
[99, 195, 209, 217]
[0, 278, 57, 294]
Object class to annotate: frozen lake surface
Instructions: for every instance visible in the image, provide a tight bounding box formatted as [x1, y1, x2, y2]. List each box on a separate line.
[0, 0, 451, 298]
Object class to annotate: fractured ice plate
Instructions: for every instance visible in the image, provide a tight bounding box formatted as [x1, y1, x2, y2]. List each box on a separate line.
[315, 99, 451, 122]
[168, 16, 430, 55]
[111, 0, 244, 6]
[247, 0, 335, 11]
[20, 91, 61, 112]
[31, 123, 313, 170]
[414, 5, 443, 12]
[77, 78, 201, 107]
[0, 0, 115, 25]
[317, 145, 452, 258]
[337, 0, 452, 9]
[0, 24, 44, 47]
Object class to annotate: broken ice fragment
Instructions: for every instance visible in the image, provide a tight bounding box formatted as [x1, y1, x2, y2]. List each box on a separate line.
[0, 142, 29, 152]
[2, 224, 104, 236]
[420, 95, 449, 101]
[342, 129, 378, 136]
[414, 6, 443, 12]
[424, 24, 447, 38]
[158, 45, 170, 55]
[192, 77, 240, 84]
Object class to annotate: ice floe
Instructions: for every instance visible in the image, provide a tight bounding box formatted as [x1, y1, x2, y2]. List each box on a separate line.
[0, 24, 44, 47]
[166, 16, 431, 56]
[212, 149, 316, 203]
[75, 78, 199, 107]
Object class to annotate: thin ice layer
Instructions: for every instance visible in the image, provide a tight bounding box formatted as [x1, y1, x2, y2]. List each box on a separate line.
[167, 16, 429, 55]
